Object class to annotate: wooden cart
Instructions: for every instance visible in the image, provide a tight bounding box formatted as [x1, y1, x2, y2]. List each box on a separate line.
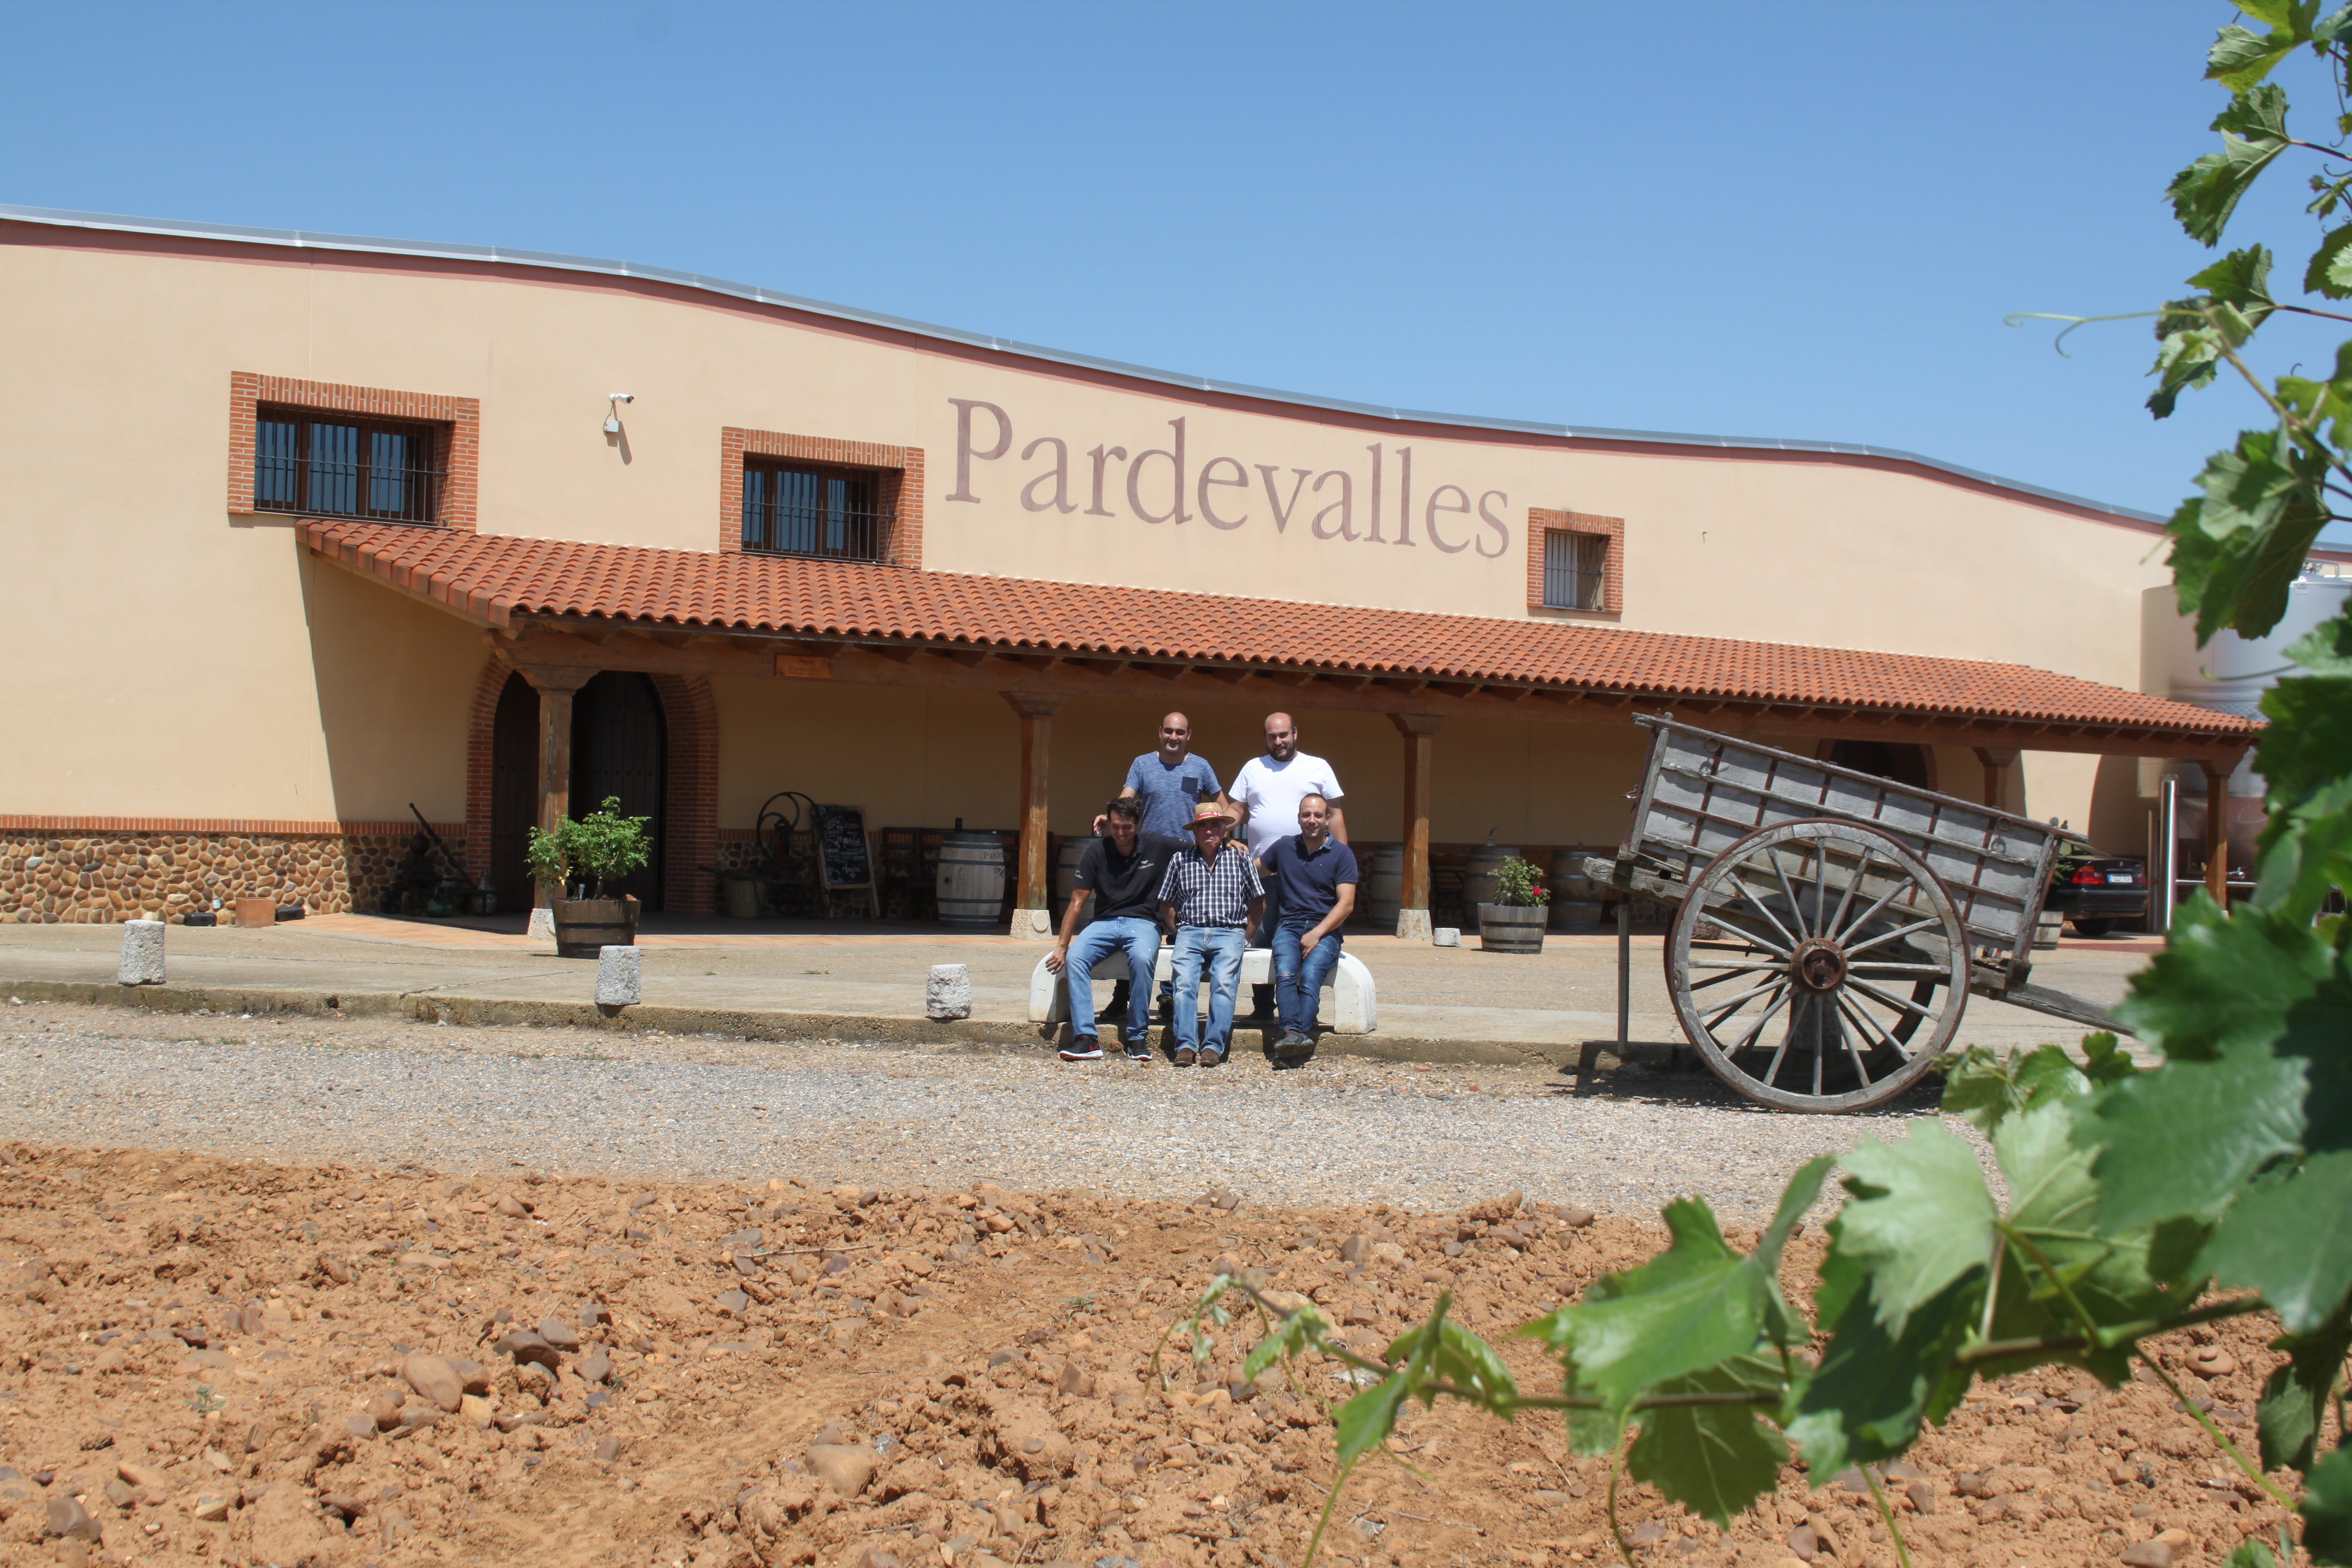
[1585, 716, 2118, 1113]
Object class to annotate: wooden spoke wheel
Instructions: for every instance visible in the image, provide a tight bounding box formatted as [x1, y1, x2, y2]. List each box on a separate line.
[1666, 819, 1968, 1113]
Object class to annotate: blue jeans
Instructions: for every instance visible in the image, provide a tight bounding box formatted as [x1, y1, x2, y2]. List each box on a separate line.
[1272, 923, 1344, 1034]
[1064, 917, 1163, 1043]
[1171, 925, 1247, 1056]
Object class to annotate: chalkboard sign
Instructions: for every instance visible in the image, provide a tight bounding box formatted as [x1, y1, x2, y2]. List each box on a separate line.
[815, 805, 872, 889]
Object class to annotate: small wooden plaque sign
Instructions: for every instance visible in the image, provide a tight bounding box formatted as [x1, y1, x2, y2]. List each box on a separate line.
[775, 654, 835, 680]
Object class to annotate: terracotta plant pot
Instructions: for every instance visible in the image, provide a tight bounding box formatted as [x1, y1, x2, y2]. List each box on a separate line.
[1477, 903, 1547, 954]
[551, 895, 639, 959]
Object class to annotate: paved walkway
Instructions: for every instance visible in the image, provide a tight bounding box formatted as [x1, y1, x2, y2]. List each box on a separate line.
[0, 912, 2156, 1065]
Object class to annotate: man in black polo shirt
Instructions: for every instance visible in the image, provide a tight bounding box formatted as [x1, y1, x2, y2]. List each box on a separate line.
[1045, 798, 1184, 1063]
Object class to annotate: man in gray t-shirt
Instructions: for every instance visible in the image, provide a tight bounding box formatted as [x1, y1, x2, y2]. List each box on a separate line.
[1104, 712, 1223, 1020]
[1121, 711, 1224, 839]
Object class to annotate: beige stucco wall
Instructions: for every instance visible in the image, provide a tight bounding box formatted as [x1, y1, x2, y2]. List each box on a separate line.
[0, 229, 2173, 835]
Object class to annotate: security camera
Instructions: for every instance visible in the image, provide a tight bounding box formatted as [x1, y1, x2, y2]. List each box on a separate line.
[609, 393, 635, 403]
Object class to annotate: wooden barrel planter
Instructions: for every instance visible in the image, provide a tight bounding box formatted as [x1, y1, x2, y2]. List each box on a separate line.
[552, 895, 640, 958]
[1363, 844, 1405, 929]
[936, 833, 1008, 930]
[1478, 903, 1546, 954]
[1461, 844, 1519, 933]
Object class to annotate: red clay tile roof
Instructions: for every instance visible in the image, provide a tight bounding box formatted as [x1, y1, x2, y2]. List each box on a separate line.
[303, 520, 2256, 741]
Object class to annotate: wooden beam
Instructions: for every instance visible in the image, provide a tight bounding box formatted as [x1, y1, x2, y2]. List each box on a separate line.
[493, 622, 2257, 762]
[2203, 759, 2232, 906]
[1200, 666, 1251, 685]
[1389, 713, 1443, 936]
[514, 666, 596, 907]
[1002, 692, 1066, 928]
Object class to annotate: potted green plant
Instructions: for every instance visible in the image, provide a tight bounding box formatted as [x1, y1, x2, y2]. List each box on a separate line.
[1477, 854, 1550, 954]
[529, 796, 652, 957]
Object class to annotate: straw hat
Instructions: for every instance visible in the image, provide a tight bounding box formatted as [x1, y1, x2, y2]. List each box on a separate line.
[1187, 801, 1238, 827]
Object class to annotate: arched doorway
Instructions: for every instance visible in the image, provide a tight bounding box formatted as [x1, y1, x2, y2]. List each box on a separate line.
[572, 671, 668, 910]
[489, 672, 540, 911]
[1823, 740, 1935, 791]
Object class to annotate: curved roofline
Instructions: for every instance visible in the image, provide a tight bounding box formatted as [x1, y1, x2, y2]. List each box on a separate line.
[3, 200, 2167, 527]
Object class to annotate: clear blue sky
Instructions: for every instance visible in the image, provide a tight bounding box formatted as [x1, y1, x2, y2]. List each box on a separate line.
[4, 3, 2336, 520]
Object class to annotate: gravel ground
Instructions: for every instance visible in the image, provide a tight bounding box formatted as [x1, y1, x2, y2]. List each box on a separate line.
[0, 1000, 1951, 1222]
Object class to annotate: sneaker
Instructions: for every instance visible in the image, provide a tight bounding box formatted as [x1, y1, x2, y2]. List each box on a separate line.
[1123, 1039, 1154, 1062]
[1274, 1029, 1313, 1059]
[1198, 1046, 1225, 1067]
[1174, 1046, 1197, 1066]
[1060, 1039, 1105, 1062]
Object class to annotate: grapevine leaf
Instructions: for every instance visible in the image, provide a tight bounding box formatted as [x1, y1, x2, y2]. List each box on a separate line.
[1623, 1357, 1786, 1527]
[2254, 778, 2352, 923]
[1987, 1101, 2165, 1381]
[1831, 1123, 1997, 1336]
[1383, 1317, 1518, 1415]
[2112, 893, 2332, 1059]
[2082, 1032, 2137, 1089]
[1519, 1160, 1828, 1421]
[2256, 623, 2352, 816]
[2168, 87, 2291, 245]
[2162, 430, 2333, 644]
[2305, 1444, 2352, 1567]
[2227, 1538, 2281, 1568]
[1941, 1043, 2092, 1134]
[2199, 1149, 2352, 1331]
[2309, 223, 2352, 298]
[2085, 1043, 2309, 1232]
[2254, 1299, 2352, 1470]
[1332, 1374, 1411, 1465]
[1784, 1263, 1976, 1473]
[1242, 1302, 1328, 1384]
[2277, 959, 2352, 1153]
[2208, 22, 2297, 92]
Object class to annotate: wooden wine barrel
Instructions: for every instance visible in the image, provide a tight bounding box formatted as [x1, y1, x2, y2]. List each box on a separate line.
[1478, 904, 1547, 954]
[1053, 840, 1092, 908]
[937, 833, 1008, 930]
[1363, 845, 1405, 929]
[1462, 843, 1519, 933]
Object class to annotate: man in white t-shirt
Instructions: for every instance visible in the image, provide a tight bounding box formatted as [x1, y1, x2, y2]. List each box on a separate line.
[1229, 712, 1346, 1016]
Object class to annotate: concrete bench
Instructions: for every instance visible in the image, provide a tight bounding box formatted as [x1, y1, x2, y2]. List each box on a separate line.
[1028, 944, 1376, 1034]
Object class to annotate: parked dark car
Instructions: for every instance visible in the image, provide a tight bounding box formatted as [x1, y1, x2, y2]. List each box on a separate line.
[2045, 855, 2148, 937]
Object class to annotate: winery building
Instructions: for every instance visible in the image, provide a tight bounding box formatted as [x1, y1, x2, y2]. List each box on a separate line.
[0, 204, 2262, 931]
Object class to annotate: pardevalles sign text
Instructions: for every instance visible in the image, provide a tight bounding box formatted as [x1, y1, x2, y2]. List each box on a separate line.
[944, 398, 1512, 557]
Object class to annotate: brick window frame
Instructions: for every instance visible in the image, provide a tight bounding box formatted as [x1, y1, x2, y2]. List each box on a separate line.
[1526, 508, 1623, 616]
[720, 427, 924, 567]
[228, 372, 480, 530]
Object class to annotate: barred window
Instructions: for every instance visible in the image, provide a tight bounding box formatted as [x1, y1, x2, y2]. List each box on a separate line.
[1542, 529, 1608, 610]
[254, 407, 445, 523]
[742, 461, 893, 562]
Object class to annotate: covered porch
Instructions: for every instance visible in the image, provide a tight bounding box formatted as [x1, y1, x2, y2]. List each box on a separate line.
[302, 518, 2260, 932]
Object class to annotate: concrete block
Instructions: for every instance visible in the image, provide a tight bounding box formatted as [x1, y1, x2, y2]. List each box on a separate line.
[1395, 909, 1433, 942]
[926, 963, 972, 1020]
[1432, 927, 1462, 948]
[595, 945, 642, 1007]
[527, 906, 556, 943]
[233, 897, 276, 930]
[117, 920, 165, 986]
[1006, 908, 1054, 941]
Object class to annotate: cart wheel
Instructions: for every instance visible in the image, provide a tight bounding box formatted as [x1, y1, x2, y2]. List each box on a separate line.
[1667, 818, 1968, 1113]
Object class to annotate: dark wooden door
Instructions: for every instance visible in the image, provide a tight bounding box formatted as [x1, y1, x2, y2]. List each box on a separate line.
[1827, 740, 1932, 790]
[571, 671, 667, 910]
[490, 672, 540, 911]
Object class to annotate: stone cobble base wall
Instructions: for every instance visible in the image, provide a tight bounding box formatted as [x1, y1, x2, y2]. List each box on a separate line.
[0, 830, 467, 924]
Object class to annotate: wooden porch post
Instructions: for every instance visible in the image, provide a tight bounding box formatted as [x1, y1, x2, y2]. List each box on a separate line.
[518, 667, 595, 907]
[1003, 692, 1065, 939]
[1389, 713, 1444, 941]
[2202, 758, 2232, 907]
[1971, 746, 2017, 811]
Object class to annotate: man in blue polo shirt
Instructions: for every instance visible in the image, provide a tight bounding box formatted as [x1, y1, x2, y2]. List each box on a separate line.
[1259, 792, 1358, 1057]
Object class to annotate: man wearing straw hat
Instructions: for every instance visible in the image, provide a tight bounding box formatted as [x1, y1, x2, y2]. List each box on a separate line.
[1154, 799, 1264, 1067]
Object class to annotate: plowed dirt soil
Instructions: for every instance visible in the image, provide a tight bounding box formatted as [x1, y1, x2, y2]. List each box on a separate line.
[0, 1142, 2316, 1568]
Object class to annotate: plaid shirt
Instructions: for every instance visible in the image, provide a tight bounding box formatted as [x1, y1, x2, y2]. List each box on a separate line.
[1155, 840, 1264, 928]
